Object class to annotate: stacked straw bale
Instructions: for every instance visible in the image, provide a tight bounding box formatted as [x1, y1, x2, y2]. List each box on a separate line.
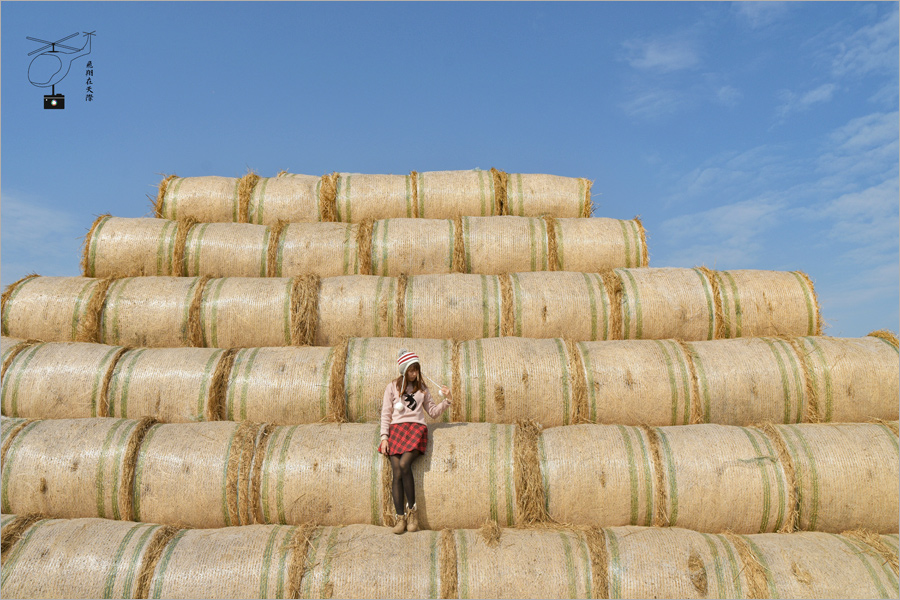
[82, 215, 647, 279]
[1, 269, 822, 347]
[3, 418, 896, 534]
[156, 169, 593, 225]
[2, 518, 897, 599]
[3, 335, 896, 427]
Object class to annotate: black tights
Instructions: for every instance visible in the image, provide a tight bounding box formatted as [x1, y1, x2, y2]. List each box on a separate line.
[389, 450, 421, 515]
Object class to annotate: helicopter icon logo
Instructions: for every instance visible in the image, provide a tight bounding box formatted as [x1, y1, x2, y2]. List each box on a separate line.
[27, 31, 95, 109]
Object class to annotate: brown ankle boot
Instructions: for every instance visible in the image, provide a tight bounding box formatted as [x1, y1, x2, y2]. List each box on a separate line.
[406, 504, 419, 532]
[391, 513, 406, 534]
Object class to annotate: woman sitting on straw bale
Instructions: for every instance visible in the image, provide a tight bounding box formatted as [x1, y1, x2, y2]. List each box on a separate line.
[378, 349, 452, 534]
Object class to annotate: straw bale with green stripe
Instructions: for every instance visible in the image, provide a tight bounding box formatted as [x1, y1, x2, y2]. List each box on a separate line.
[1, 418, 145, 520]
[83, 216, 179, 278]
[556, 217, 647, 271]
[767, 422, 899, 533]
[199, 277, 295, 348]
[133, 421, 258, 529]
[107, 347, 228, 422]
[182, 222, 272, 277]
[0, 517, 164, 599]
[246, 173, 323, 225]
[335, 172, 413, 222]
[416, 169, 499, 219]
[100, 276, 202, 347]
[278, 221, 362, 277]
[316, 275, 397, 345]
[455, 527, 593, 599]
[1, 416, 33, 466]
[511, 271, 613, 341]
[156, 175, 242, 223]
[1, 337, 29, 370]
[144, 524, 297, 599]
[1, 341, 125, 419]
[1, 276, 105, 342]
[505, 172, 592, 218]
[370, 218, 453, 276]
[717, 269, 822, 338]
[343, 338, 450, 423]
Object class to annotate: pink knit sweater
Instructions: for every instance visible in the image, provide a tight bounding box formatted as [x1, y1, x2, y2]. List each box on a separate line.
[380, 381, 450, 439]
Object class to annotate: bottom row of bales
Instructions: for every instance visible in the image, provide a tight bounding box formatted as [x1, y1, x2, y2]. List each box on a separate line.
[1, 516, 897, 599]
[3, 417, 897, 534]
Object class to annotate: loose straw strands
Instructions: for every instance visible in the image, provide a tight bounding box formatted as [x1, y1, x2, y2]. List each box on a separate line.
[81, 215, 645, 279]
[2, 519, 897, 599]
[3, 334, 896, 427]
[156, 169, 594, 224]
[3, 418, 895, 534]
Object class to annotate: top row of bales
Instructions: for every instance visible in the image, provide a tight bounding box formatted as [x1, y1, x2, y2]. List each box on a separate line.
[156, 169, 593, 224]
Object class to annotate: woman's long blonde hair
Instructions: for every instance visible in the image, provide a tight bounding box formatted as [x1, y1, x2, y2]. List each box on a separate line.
[395, 362, 428, 395]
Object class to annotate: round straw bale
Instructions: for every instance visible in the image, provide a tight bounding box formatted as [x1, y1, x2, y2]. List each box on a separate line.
[107, 347, 228, 422]
[277, 222, 361, 277]
[144, 524, 298, 599]
[540, 424, 657, 527]
[417, 169, 498, 218]
[715, 269, 821, 338]
[1, 341, 124, 419]
[157, 175, 242, 223]
[133, 421, 261, 528]
[617, 268, 717, 341]
[343, 338, 452, 423]
[225, 346, 334, 423]
[199, 277, 294, 348]
[100, 276, 204, 347]
[454, 527, 593, 599]
[579, 340, 694, 426]
[334, 173, 414, 222]
[746, 531, 899, 598]
[652, 424, 792, 533]
[1, 417, 147, 520]
[403, 274, 502, 341]
[459, 216, 550, 273]
[316, 276, 398, 345]
[2, 276, 105, 342]
[597, 526, 749, 599]
[247, 173, 322, 225]
[1, 416, 32, 464]
[0, 517, 167, 599]
[511, 272, 611, 340]
[556, 217, 647, 271]
[299, 524, 444, 599]
[767, 422, 899, 533]
[505, 172, 591, 218]
[1, 337, 30, 376]
[795, 335, 899, 423]
[370, 218, 454, 276]
[256, 423, 386, 526]
[183, 222, 271, 277]
[687, 337, 811, 425]
[84, 216, 178, 277]
[457, 338, 576, 426]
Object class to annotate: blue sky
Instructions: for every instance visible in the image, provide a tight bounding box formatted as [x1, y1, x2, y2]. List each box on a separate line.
[2, 1, 898, 337]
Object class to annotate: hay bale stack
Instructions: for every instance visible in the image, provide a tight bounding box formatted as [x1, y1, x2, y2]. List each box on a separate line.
[369, 218, 453, 276]
[1, 341, 124, 419]
[1, 417, 151, 520]
[299, 525, 444, 599]
[100, 276, 203, 347]
[156, 175, 243, 222]
[143, 524, 300, 599]
[83, 215, 180, 278]
[509, 272, 611, 340]
[133, 421, 263, 529]
[505, 172, 593, 218]
[0, 517, 170, 599]
[343, 338, 451, 424]
[199, 277, 295, 348]
[277, 221, 361, 277]
[182, 222, 271, 278]
[334, 173, 414, 222]
[453, 527, 594, 599]
[401, 274, 504, 341]
[316, 275, 397, 342]
[1, 276, 106, 342]
[415, 169, 500, 218]
[767, 422, 899, 533]
[246, 173, 324, 225]
[107, 347, 230, 422]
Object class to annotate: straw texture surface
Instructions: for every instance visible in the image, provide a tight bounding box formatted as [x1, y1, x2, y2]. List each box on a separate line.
[277, 222, 361, 277]
[505, 172, 592, 218]
[370, 218, 453, 276]
[417, 169, 498, 218]
[247, 173, 322, 225]
[556, 217, 647, 270]
[716, 270, 822, 338]
[100, 276, 202, 347]
[84, 216, 178, 278]
[2, 276, 103, 342]
[158, 176, 242, 223]
[183, 222, 271, 277]
[334, 173, 414, 222]
[199, 277, 295, 348]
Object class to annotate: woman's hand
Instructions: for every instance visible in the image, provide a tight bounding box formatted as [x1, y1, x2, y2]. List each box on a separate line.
[440, 386, 452, 403]
[379, 439, 389, 453]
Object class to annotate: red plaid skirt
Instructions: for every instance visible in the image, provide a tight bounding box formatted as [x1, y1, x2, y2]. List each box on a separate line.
[381, 422, 428, 455]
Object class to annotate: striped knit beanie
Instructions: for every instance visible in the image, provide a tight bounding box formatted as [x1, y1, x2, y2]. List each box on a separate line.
[397, 349, 419, 379]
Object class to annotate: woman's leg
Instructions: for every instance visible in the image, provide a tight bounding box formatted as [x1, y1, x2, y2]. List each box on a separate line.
[398, 450, 422, 508]
[389, 454, 405, 515]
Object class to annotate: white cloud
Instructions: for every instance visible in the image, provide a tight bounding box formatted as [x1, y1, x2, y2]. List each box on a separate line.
[715, 86, 742, 107]
[733, 2, 790, 29]
[621, 37, 699, 72]
[776, 83, 837, 118]
[829, 111, 899, 152]
[620, 89, 684, 119]
[832, 8, 899, 77]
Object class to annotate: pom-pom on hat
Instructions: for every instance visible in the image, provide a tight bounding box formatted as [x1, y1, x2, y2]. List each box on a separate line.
[397, 349, 420, 379]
